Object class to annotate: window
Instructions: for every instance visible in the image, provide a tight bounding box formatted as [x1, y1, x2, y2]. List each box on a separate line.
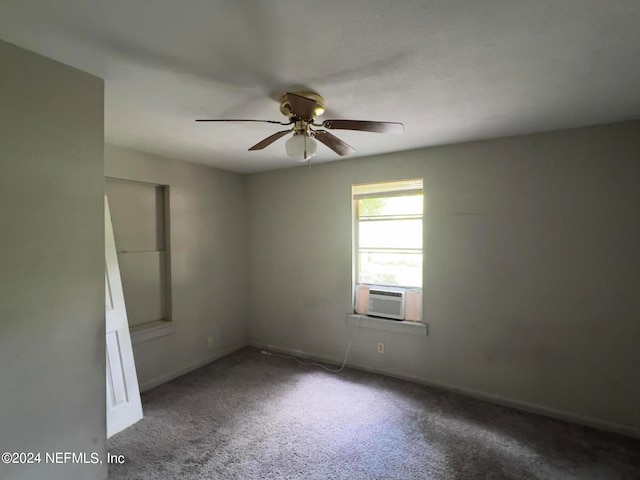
[352, 179, 423, 320]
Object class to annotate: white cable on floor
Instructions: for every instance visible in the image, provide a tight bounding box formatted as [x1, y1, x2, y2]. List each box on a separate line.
[260, 315, 362, 373]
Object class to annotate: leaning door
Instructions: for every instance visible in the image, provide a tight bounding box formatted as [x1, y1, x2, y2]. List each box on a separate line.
[105, 196, 143, 438]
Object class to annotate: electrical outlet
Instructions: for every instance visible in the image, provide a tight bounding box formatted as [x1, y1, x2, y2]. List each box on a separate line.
[207, 336, 213, 347]
[377, 342, 385, 354]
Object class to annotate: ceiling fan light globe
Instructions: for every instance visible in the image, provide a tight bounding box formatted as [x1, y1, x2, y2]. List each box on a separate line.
[285, 134, 317, 162]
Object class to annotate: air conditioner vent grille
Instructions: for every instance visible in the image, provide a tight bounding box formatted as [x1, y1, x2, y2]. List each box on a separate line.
[369, 289, 403, 298]
[368, 288, 405, 320]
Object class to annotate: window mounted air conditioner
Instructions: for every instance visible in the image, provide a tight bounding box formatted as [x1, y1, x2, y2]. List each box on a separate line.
[368, 288, 405, 320]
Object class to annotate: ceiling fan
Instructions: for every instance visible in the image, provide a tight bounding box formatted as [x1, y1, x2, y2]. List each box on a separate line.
[196, 92, 404, 163]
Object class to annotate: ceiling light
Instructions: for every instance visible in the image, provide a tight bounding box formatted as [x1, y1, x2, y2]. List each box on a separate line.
[285, 132, 317, 162]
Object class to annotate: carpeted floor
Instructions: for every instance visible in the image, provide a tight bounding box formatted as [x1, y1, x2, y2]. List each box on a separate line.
[108, 347, 640, 479]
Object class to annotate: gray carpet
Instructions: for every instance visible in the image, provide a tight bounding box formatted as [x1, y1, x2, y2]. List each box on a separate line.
[108, 347, 640, 479]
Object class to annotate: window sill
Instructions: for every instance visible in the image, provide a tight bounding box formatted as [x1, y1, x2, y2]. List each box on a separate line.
[130, 320, 176, 345]
[347, 314, 428, 336]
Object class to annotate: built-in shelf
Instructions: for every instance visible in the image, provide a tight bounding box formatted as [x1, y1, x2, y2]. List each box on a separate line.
[347, 314, 428, 336]
[130, 320, 176, 345]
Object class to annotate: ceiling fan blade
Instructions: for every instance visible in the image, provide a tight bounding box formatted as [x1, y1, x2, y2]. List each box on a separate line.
[248, 129, 292, 151]
[287, 92, 317, 121]
[196, 119, 292, 125]
[321, 120, 404, 135]
[313, 130, 355, 156]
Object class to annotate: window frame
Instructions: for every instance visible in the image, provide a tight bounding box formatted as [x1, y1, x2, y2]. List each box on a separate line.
[352, 179, 424, 292]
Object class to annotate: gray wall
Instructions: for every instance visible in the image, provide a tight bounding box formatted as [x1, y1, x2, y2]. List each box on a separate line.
[0, 40, 106, 480]
[247, 121, 640, 436]
[105, 145, 248, 390]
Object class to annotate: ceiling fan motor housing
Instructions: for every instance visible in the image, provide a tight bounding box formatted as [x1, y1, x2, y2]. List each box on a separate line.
[279, 91, 325, 119]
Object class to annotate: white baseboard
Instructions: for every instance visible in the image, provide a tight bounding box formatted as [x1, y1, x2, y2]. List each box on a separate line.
[139, 342, 246, 392]
[248, 341, 639, 439]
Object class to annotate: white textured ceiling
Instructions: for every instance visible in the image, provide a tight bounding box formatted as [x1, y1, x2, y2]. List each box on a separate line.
[1, 0, 639, 173]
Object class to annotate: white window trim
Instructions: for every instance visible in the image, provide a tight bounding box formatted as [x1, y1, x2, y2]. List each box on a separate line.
[352, 179, 424, 322]
[347, 314, 427, 336]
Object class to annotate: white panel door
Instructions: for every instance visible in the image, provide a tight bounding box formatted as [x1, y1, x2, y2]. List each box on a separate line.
[105, 196, 143, 438]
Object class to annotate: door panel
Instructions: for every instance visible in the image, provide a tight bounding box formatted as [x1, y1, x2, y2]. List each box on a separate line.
[105, 196, 143, 438]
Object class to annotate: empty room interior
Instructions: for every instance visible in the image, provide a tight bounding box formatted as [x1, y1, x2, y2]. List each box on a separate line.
[1, 2, 639, 479]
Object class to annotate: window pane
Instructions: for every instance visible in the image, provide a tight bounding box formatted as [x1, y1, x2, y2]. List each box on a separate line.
[358, 195, 423, 218]
[359, 219, 422, 249]
[358, 252, 422, 288]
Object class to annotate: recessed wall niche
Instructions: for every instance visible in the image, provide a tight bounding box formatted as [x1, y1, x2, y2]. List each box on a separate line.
[105, 178, 171, 329]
